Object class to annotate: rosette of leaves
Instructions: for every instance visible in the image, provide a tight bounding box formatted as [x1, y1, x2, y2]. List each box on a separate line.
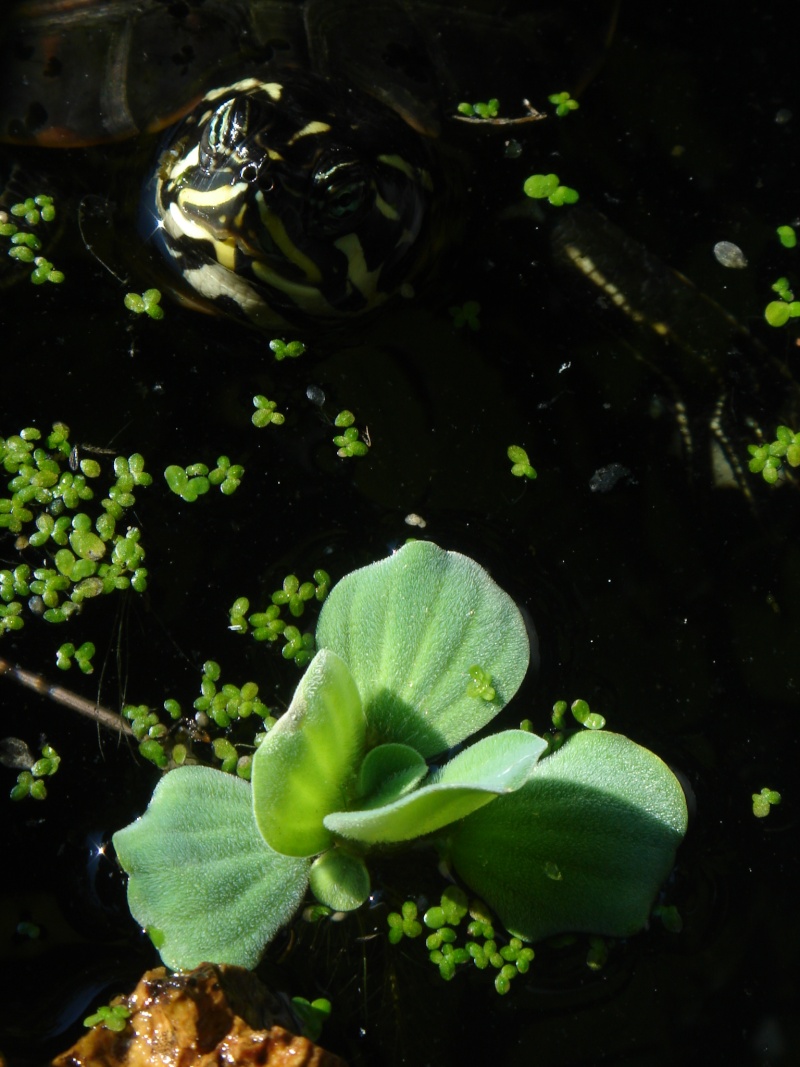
[113, 542, 687, 970]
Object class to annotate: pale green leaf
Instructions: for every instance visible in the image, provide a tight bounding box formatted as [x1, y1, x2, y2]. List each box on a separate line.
[325, 730, 547, 844]
[316, 541, 533, 757]
[308, 848, 371, 911]
[251, 649, 365, 856]
[445, 731, 688, 941]
[356, 743, 429, 806]
[112, 766, 309, 970]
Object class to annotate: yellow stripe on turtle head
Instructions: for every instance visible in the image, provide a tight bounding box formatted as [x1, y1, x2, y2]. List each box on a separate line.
[256, 196, 322, 284]
[288, 121, 332, 144]
[334, 232, 382, 299]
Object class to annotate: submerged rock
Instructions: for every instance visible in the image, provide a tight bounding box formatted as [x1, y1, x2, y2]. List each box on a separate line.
[52, 963, 346, 1067]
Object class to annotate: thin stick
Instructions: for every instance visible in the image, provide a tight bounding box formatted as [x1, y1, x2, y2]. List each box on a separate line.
[0, 656, 133, 736]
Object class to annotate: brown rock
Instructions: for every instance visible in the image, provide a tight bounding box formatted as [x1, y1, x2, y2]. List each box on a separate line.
[52, 963, 347, 1067]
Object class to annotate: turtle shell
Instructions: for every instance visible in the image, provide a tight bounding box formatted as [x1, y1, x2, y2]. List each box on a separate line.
[0, 0, 453, 147]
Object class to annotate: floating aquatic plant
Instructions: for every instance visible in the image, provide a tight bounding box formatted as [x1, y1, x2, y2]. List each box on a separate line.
[523, 173, 579, 207]
[752, 787, 781, 818]
[124, 288, 164, 319]
[507, 444, 537, 480]
[333, 411, 369, 457]
[548, 91, 580, 117]
[113, 541, 687, 971]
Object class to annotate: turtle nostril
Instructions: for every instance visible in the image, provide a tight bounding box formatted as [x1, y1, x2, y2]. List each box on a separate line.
[239, 161, 261, 183]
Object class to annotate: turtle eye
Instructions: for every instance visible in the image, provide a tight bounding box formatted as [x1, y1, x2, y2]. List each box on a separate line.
[199, 95, 252, 169]
[312, 158, 369, 235]
[327, 178, 368, 219]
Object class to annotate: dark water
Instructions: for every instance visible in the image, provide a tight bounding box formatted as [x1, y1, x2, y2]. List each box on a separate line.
[1, 2, 798, 1064]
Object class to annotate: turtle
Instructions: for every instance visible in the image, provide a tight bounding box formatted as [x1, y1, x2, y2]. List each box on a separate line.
[2, 0, 796, 494]
[0, 0, 501, 330]
[0, 0, 676, 340]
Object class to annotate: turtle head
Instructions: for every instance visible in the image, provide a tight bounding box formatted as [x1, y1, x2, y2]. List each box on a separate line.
[142, 72, 437, 329]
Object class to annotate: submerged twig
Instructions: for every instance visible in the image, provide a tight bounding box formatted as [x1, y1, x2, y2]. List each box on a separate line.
[0, 655, 133, 736]
[453, 100, 546, 126]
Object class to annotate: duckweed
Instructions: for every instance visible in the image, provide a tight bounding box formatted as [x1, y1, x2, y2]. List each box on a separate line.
[333, 413, 369, 458]
[0, 424, 151, 628]
[252, 395, 285, 427]
[9, 743, 60, 801]
[269, 338, 306, 361]
[507, 445, 537, 479]
[548, 91, 580, 117]
[457, 99, 500, 119]
[747, 426, 800, 483]
[752, 787, 781, 818]
[124, 288, 164, 319]
[389, 888, 534, 993]
[523, 173, 579, 206]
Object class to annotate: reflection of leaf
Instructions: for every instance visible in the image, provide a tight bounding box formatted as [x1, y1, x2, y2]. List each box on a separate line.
[252, 650, 365, 857]
[445, 731, 687, 942]
[112, 766, 309, 970]
[316, 541, 533, 757]
[325, 731, 547, 844]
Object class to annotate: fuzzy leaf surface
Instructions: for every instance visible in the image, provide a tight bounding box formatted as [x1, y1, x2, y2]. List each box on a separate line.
[113, 766, 309, 970]
[315, 541, 533, 757]
[324, 730, 547, 844]
[252, 649, 365, 857]
[446, 730, 688, 941]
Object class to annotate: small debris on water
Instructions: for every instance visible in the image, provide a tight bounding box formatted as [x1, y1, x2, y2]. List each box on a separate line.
[713, 241, 748, 269]
[589, 464, 636, 493]
[405, 513, 427, 528]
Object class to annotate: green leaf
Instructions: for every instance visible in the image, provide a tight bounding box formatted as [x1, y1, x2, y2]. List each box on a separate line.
[324, 730, 547, 845]
[251, 649, 366, 856]
[356, 743, 429, 805]
[445, 731, 687, 942]
[308, 848, 371, 911]
[112, 766, 310, 970]
[316, 541, 532, 757]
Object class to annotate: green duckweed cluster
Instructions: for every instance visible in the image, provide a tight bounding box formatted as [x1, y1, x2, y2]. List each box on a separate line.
[0, 195, 64, 284]
[10, 743, 60, 801]
[456, 99, 500, 119]
[652, 903, 683, 933]
[164, 457, 244, 501]
[388, 887, 534, 995]
[548, 91, 580, 117]
[450, 300, 481, 330]
[552, 698, 606, 731]
[747, 426, 800, 483]
[333, 411, 369, 458]
[507, 444, 537, 480]
[0, 425, 150, 630]
[83, 1003, 131, 1033]
[56, 640, 95, 673]
[123, 660, 275, 771]
[752, 787, 781, 818]
[252, 395, 285, 427]
[523, 173, 579, 207]
[290, 997, 332, 1043]
[764, 277, 800, 328]
[776, 225, 797, 250]
[229, 570, 331, 667]
[124, 288, 164, 320]
[269, 338, 306, 361]
[466, 664, 496, 701]
[534, 698, 607, 754]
